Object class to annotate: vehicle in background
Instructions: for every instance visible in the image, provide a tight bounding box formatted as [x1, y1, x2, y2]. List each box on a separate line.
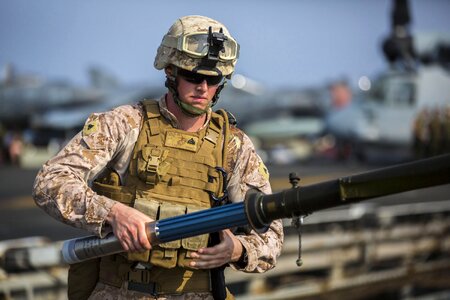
[238, 89, 328, 164]
[325, 0, 450, 162]
[326, 64, 450, 162]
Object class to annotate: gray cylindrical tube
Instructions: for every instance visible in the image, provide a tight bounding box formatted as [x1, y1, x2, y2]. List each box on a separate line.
[62, 233, 123, 264]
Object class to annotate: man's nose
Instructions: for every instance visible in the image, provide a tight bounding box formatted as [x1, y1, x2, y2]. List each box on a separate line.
[196, 80, 208, 90]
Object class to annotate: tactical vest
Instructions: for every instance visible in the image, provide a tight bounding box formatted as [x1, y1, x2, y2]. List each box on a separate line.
[68, 99, 232, 298]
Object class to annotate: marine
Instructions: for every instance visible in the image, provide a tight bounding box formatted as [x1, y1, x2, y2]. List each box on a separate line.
[33, 15, 283, 300]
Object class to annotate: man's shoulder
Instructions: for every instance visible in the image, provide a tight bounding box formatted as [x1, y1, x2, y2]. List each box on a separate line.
[227, 126, 257, 163]
[97, 103, 145, 130]
[112, 103, 144, 119]
[82, 103, 144, 147]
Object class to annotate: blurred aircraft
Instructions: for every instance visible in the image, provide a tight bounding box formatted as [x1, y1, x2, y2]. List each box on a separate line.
[236, 88, 328, 164]
[325, 0, 450, 162]
[0, 65, 164, 148]
[28, 83, 165, 152]
[0, 64, 104, 129]
[31, 84, 164, 131]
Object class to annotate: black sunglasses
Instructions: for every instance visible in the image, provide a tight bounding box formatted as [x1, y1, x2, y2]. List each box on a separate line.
[177, 69, 224, 86]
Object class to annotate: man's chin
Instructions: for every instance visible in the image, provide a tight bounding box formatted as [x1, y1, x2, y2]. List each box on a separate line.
[190, 102, 210, 111]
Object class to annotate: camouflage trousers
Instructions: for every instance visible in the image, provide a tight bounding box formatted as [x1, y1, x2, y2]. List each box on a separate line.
[88, 282, 214, 300]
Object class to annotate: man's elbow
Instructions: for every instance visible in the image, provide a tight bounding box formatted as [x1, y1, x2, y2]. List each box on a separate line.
[32, 169, 52, 208]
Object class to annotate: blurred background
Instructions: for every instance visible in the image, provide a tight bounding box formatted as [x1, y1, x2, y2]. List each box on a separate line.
[1, 0, 450, 299]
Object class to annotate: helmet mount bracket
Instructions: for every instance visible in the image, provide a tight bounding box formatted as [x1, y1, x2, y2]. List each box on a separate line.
[201, 27, 227, 69]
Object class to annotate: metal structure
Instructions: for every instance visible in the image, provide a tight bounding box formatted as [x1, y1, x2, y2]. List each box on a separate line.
[228, 200, 450, 299]
[60, 153, 450, 264]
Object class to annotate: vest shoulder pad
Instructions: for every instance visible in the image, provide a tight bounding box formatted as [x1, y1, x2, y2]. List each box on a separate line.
[140, 99, 160, 119]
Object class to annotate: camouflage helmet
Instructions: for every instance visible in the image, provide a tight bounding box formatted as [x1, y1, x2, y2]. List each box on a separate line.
[154, 15, 239, 77]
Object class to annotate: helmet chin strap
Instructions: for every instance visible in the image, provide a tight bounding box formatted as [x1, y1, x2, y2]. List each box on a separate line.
[165, 67, 226, 117]
[165, 76, 208, 117]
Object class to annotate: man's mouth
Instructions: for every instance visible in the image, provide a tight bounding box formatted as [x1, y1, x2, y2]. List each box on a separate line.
[191, 96, 207, 101]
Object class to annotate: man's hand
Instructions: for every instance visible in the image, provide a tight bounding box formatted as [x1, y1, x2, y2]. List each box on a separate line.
[106, 202, 153, 252]
[189, 229, 244, 269]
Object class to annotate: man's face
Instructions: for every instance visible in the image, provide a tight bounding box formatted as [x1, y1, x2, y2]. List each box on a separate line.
[176, 69, 222, 111]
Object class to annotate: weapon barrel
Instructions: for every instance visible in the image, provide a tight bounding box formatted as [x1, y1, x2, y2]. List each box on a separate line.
[248, 154, 450, 229]
[62, 154, 450, 264]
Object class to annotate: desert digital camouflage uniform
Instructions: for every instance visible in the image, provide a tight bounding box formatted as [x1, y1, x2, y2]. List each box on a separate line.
[33, 96, 284, 299]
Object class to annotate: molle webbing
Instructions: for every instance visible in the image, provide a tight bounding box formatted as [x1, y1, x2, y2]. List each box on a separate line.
[92, 181, 134, 205]
[128, 99, 226, 205]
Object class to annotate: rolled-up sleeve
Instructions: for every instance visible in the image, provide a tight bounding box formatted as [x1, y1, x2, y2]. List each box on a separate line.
[226, 128, 284, 273]
[32, 105, 141, 237]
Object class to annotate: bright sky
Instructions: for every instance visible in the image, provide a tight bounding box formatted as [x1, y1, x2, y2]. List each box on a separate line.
[1, 0, 449, 90]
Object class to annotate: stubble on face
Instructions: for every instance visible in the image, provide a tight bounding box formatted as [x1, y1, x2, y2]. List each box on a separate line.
[176, 77, 218, 111]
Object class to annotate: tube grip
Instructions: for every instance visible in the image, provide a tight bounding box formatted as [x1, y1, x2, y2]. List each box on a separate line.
[62, 233, 123, 264]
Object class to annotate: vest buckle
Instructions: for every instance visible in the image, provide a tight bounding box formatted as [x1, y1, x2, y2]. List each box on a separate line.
[146, 156, 160, 173]
[127, 266, 159, 295]
[144, 148, 170, 186]
[146, 148, 162, 171]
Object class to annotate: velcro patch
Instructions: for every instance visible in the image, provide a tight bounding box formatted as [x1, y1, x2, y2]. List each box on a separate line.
[165, 131, 199, 152]
[83, 119, 99, 136]
[258, 161, 270, 181]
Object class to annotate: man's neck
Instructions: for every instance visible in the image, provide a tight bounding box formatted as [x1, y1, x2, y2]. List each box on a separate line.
[165, 93, 207, 132]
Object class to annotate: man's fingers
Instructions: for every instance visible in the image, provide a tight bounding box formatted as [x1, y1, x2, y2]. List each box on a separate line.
[108, 203, 154, 252]
[119, 240, 129, 251]
[190, 249, 228, 269]
[119, 235, 133, 252]
[190, 229, 243, 269]
[190, 257, 224, 269]
[192, 253, 218, 262]
[197, 244, 222, 255]
[138, 226, 151, 250]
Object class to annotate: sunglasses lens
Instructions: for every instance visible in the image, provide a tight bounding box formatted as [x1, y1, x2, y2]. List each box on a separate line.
[205, 76, 223, 85]
[178, 69, 223, 86]
[184, 76, 203, 84]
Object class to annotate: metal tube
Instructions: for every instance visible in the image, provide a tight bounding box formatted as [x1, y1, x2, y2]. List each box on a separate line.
[62, 233, 123, 264]
[155, 202, 247, 243]
[258, 153, 450, 222]
[62, 202, 247, 264]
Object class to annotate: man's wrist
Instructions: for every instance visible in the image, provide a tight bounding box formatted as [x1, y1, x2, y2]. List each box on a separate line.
[236, 247, 248, 267]
[105, 201, 119, 224]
